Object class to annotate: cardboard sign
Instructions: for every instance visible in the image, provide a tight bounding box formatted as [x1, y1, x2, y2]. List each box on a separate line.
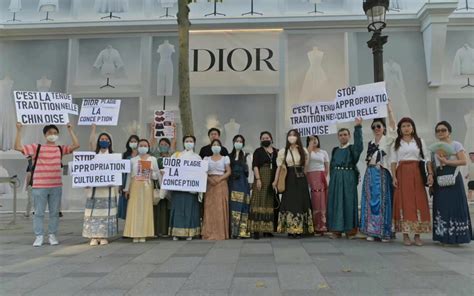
[78, 99, 121, 126]
[161, 157, 208, 193]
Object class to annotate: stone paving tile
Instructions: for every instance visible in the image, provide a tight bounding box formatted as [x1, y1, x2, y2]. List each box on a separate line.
[281, 289, 337, 296]
[131, 247, 179, 264]
[240, 242, 273, 255]
[154, 256, 203, 273]
[408, 275, 474, 295]
[176, 289, 230, 296]
[277, 264, 327, 291]
[126, 277, 187, 296]
[74, 288, 129, 296]
[384, 288, 448, 296]
[230, 277, 281, 296]
[23, 277, 100, 296]
[201, 247, 241, 264]
[87, 263, 157, 290]
[273, 245, 312, 264]
[233, 272, 278, 278]
[181, 264, 236, 290]
[148, 272, 192, 278]
[65, 272, 109, 278]
[323, 275, 383, 296]
[235, 256, 276, 274]
[72, 256, 135, 273]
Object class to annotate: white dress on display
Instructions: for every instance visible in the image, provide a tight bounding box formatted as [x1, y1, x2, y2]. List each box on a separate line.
[95, 0, 129, 13]
[37, 76, 52, 91]
[0, 77, 16, 151]
[157, 40, 175, 96]
[38, 0, 59, 12]
[9, 0, 22, 12]
[224, 119, 241, 150]
[93, 45, 125, 76]
[299, 46, 328, 102]
[464, 110, 474, 154]
[452, 44, 474, 76]
[384, 59, 411, 118]
[160, 0, 177, 8]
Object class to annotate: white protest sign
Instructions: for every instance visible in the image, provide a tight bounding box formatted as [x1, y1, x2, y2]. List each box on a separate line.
[78, 99, 121, 126]
[14, 91, 79, 125]
[69, 152, 130, 188]
[154, 110, 175, 139]
[290, 102, 338, 136]
[335, 82, 388, 123]
[161, 157, 208, 193]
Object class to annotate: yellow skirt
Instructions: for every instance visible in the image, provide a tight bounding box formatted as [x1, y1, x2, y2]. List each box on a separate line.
[123, 179, 155, 238]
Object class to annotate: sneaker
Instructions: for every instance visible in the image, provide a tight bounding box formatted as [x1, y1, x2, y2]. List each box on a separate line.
[132, 238, 139, 243]
[173, 236, 179, 241]
[186, 237, 193, 241]
[381, 239, 390, 243]
[366, 236, 375, 242]
[100, 239, 109, 245]
[90, 239, 99, 246]
[139, 238, 146, 243]
[48, 234, 59, 246]
[33, 235, 44, 247]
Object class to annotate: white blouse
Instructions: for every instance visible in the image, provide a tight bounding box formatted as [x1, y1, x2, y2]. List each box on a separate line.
[390, 138, 430, 164]
[308, 150, 329, 172]
[277, 147, 309, 167]
[205, 156, 230, 175]
[125, 155, 159, 191]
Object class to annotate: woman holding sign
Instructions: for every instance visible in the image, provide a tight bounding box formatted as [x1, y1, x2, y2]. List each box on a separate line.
[168, 135, 202, 241]
[202, 139, 231, 240]
[83, 131, 118, 246]
[360, 102, 397, 242]
[273, 129, 314, 238]
[391, 118, 432, 246]
[123, 139, 159, 243]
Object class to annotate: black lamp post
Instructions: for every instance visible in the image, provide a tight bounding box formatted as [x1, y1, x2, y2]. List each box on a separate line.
[363, 0, 389, 83]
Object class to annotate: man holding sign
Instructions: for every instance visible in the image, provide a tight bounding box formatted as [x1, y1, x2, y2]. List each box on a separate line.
[14, 122, 80, 247]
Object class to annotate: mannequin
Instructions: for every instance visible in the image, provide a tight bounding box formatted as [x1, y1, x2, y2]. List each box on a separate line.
[299, 46, 327, 102]
[0, 76, 16, 151]
[37, 75, 52, 92]
[93, 45, 125, 88]
[95, 0, 129, 19]
[384, 58, 410, 117]
[224, 119, 241, 150]
[157, 40, 175, 97]
[38, 0, 59, 21]
[389, 0, 401, 11]
[8, 0, 22, 22]
[464, 110, 474, 155]
[453, 44, 474, 76]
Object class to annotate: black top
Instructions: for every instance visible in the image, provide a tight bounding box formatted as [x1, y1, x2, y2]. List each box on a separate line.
[252, 147, 278, 169]
[199, 144, 229, 158]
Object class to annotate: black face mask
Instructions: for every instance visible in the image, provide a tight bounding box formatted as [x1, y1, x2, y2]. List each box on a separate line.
[261, 140, 271, 147]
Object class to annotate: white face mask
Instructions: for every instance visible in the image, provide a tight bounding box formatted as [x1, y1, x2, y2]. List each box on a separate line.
[211, 146, 222, 155]
[234, 142, 243, 150]
[184, 142, 195, 150]
[288, 136, 297, 144]
[129, 142, 138, 150]
[46, 135, 58, 143]
[138, 147, 149, 155]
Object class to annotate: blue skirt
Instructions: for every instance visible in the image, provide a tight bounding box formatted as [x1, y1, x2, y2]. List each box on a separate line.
[169, 191, 201, 238]
[229, 172, 251, 238]
[360, 166, 393, 240]
[433, 173, 473, 244]
[117, 193, 128, 220]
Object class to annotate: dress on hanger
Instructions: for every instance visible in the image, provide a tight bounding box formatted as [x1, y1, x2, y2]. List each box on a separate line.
[95, 0, 129, 13]
[0, 78, 16, 151]
[299, 47, 328, 102]
[157, 41, 175, 96]
[9, 0, 22, 12]
[38, 0, 59, 12]
[384, 59, 411, 117]
[93, 46, 125, 76]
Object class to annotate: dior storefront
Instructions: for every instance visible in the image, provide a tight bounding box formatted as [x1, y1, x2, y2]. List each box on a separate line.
[0, 0, 473, 210]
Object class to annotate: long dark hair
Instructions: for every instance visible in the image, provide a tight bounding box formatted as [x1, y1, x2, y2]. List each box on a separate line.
[95, 132, 113, 154]
[285, 129, 306, 165]
[230, 134, 246, 162]
[123, 135, 139, 159]
[394, 117, 424, 159]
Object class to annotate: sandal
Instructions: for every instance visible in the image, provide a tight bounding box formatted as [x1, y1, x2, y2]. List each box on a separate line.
[403, 234, 412, 246]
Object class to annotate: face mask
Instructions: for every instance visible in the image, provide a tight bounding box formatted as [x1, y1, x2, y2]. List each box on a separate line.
[159, 146, 170, 153]
[211, 146, 222, 155]
[46, 135, 58, 143]
[184, 142, 194, 150]
[234, 143, 243, 150]
[129, 142, 138, 150]
[288, 136, 297, 144]
[138, 147, 149, 155]
[99, 141, 110, 149]
[261, 140, 271, 147]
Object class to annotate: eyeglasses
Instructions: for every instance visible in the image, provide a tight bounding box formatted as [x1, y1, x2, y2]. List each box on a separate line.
[436, 128, 448, 133]
[371, 124, 383, 130]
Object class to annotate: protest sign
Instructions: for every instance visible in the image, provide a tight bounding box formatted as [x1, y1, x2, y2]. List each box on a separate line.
[154, 110, 175, 138]
[69, 152, 130, 188]
[14, 91, 78, 125]
[335, 82, 388, 123]
[290, 101, 337, 136]
[78, 99, 121, 126]
[161, 157, 208, 193]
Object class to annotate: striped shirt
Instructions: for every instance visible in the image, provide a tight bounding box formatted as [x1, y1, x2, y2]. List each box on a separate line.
[23, 144, 72, 189]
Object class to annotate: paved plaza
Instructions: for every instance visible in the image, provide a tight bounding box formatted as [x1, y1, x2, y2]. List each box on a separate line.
[1, 212, 473, 296]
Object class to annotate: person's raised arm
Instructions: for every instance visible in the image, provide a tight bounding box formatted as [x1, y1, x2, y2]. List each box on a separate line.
[14, 122, 24, 152]
[68, 123, 80, 151]
[89, 124, 97, 151]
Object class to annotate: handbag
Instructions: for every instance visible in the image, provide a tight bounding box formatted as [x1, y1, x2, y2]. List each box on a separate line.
[436, 165, 459, 187]
[277, 164, 287, 193]
[419, 160, 429, 187]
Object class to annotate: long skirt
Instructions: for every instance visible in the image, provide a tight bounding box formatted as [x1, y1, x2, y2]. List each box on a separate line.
[307, 171, 328, 232]
[360, 166, 393, 240]
[393, 161, 431, 234]
[202, 176, 229, 240]
[229, 175, 251, 238]
[154, 198, 170, 236]
[328, 168, 359, 233]
[433, 172, 473, 244]
[277, 169, 314, 235]
[82, 187, 118, 238]
[248, 165, 275, 233]
[117, 193, 128, 219]
[123, 179, 154, 238]
[169, 191, 201, 238]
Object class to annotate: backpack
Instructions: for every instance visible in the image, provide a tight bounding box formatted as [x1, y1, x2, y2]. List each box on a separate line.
[29, 144, 63, 186]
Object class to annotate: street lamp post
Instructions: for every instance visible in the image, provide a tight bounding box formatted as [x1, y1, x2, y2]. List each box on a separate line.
[363, 0, 389, 83]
